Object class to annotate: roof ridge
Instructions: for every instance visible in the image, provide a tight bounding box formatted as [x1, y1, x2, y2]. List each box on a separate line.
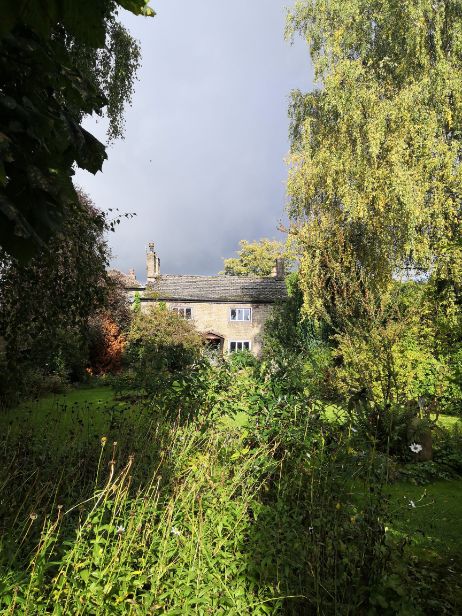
[153, 274, 283, 281]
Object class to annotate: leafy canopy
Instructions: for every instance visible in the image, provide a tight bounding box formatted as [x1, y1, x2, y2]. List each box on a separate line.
[0, 0, 154, 261]
[286, 0, 462, 325]
[127, 305, 203, 376]
[222, 238, 289, 277]
[0, 191, 113, 393]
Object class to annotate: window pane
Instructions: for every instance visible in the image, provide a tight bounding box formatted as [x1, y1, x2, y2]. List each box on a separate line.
[230, 309, 237, 320]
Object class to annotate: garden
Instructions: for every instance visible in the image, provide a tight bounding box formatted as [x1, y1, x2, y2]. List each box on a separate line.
[0, 300, 461, 614]
[1, 0, 462, 613]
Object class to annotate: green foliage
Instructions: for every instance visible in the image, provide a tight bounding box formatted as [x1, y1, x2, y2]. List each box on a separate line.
[0, 0, 154, 260]
[263, 273, 333, 397]
[0, 192, 112, 404]
[286, 0, 462, 331]
[227, 349, 258, 370]
[132, 290, 141, 314]
[327, 281, 459, 417]
[334, 321, 445, 408]
[0, 29, 106, 260]
[69, 17, 142, 142]
[377, 479, 462, 614]
[222, 238, 290, 277]
[0, 372, 396, 614]
[0, 363, 461, 612]
[0, 1, 155, 43]
[125, 305, 203, 392]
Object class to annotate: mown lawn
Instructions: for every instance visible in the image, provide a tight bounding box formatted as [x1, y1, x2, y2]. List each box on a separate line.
[0, 385, 133, 455]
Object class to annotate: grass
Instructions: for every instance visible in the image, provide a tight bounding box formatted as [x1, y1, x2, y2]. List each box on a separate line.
[1, 384, 461, 613]
[320, 401, 462, 430]
[0, 385, 121, 429]
[386, 479, 462, 557]
[8, 386, 462, 438]
[384, 479, 462, 611]
[0, 385, 131, 452]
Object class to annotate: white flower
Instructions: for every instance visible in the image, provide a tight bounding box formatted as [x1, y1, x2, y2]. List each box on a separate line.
[409, 443, 423, 454]
[409, 500, 416, 509]
[171, 526, 181, 536]
[116, 525, 125, 534]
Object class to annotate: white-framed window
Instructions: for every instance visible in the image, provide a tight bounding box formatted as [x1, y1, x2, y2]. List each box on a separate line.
[172, 307, 192, 320]
[229, 307, 252, 322]
[229, 340, 251, 353]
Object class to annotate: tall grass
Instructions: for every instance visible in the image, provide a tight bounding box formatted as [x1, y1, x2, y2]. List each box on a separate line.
[0, 374, 396, 614]
[1, 419, 281, 613]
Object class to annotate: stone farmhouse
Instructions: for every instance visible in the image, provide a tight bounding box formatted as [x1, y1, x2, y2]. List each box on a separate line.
[123, 243, 287, 355]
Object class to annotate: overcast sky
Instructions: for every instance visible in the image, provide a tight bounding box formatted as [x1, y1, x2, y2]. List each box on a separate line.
[75, 0, 313, 278]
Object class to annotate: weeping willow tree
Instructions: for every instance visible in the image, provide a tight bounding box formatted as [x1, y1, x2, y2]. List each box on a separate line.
[286, 0, 462, 330]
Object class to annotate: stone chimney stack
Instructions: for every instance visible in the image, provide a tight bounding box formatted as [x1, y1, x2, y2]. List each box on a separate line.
[146, 242, 160, 281]
[274, 258, 285, 280]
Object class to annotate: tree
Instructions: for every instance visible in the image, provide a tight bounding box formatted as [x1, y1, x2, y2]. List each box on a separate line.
[283, 1, 462, 424]
[0, 0, 154, 260]
[0, 191, 113, 396]
[263, 272, 333, 396]
[222, 238, 290, 277]
[286, 0, 462, 327]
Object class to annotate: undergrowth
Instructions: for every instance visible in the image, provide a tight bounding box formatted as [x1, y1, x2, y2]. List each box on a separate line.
[0, 363, 460, 614]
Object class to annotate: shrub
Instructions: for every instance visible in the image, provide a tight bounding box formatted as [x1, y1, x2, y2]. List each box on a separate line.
[124, 305, 203, 393]
[333, 319, 446, 409]
[227, 349, 258, 370]
[263, 272, 334, 397]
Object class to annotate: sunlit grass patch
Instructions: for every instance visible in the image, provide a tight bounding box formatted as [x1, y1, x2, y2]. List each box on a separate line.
[0, 386, 131, 453]
[0, 411, 282, 613]
[386, 479, 462, 558]
[0, 385, 119, 432]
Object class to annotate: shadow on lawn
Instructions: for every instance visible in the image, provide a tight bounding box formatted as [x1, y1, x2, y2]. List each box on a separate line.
[243, 447, 462, 615]
[242, 424, 395, 615]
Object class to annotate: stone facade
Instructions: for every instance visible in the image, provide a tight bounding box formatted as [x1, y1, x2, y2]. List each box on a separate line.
[123, 244, 287, 356]
[141, 300, 274, 356]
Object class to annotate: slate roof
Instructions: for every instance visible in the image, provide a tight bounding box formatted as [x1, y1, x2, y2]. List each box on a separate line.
[140, 275, 287, 303]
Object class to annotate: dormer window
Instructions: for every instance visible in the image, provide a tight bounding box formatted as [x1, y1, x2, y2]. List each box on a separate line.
[172, 307, 192, 320]
[230, 308, 251, 322]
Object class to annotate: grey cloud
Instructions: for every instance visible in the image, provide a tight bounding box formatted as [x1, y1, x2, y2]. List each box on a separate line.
[74, 0, 313, 278]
